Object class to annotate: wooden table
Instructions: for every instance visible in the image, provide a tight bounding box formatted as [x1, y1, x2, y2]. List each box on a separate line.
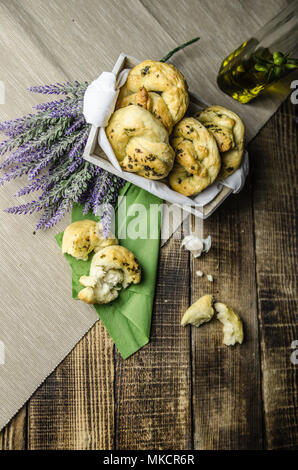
[0, 0, 297, 450]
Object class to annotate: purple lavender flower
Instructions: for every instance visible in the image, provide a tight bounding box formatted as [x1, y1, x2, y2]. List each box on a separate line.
[34, 99, 65, 111]
[14, 176, 47, 197]
[0, 80, 125, 232]
[65, 116, 85, 135]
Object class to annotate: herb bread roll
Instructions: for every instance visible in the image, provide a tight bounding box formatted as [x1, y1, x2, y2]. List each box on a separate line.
[116, 86, 174, 134]
[106, 105, 175, 180]
[194, 105, 245, 179]
[169, 117, 221, 196]
[62, 220, 118, 261]
[117, 60, 189, 132]
[78, 245, 141, 304]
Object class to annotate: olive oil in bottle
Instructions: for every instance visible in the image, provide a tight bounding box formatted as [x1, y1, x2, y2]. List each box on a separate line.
[217, 39, 265, 103]
[217, 1, 298, 103]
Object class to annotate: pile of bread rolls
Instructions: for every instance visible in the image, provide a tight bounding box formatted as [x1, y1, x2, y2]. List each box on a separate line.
[106, 60, 245, 197]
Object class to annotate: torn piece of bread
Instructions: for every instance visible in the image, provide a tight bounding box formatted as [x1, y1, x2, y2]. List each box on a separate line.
[181, 294, 214, 327]
[62, 220, 118, 261]
[78, 245, 141, 304]
[214, 302, 244, 346]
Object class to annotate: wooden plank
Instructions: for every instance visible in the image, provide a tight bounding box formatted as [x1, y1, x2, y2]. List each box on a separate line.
[251, 98, 298, 449]
[0, 407, 27, 450]
[115, 237, 192, 450]
[190, 179, 263, 449]
[28, 323, 115, 450]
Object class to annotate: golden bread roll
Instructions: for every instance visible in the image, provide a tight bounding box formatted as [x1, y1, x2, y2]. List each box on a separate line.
[194, 105, 245, 179]
[116, 87, 173, 133]
[78, 245, 141, 304]
[118, 60, 189, 130]
[62, 220, 118, 261]
[169, 117, 221, 196]
[106, 105, 175, 180]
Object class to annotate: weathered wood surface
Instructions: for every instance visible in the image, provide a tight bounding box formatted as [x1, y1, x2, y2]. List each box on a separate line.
[190, 170, 263, 449]
[250, 99, 298, 450]
[0, 0, 297, 450]
[115, 237, 192, 450]
[27, 323, 115, 450]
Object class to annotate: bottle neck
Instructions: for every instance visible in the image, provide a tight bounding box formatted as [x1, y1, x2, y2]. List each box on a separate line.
[254, 0, 298, 55]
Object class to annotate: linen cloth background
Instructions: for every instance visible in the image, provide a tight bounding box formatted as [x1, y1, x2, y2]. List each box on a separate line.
[0, 0, 293, 431]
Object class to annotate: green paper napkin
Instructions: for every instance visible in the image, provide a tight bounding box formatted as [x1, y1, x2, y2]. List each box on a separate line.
[56, 183, 162, 359]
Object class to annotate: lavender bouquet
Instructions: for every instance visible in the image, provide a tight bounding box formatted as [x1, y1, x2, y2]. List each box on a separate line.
[0, 81, 125, 234]
[0, 38, 199, 234]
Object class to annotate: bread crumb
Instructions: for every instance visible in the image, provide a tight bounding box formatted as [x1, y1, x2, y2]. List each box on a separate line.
[196, 270, 203, 277]
[207, 274, 213, 282]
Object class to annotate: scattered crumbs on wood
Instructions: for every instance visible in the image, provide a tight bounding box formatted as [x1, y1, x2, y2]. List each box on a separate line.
[196, 270, 203, 277]
[207, 274, 213, 282]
